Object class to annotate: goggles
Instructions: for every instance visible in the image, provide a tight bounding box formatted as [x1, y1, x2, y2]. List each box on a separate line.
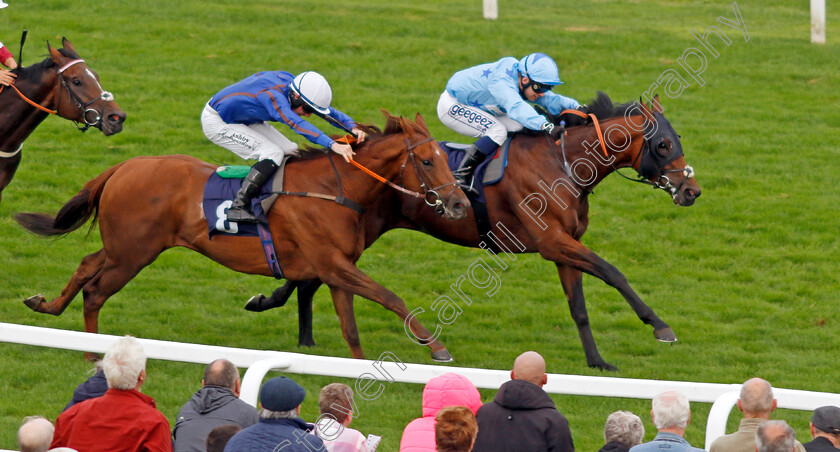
[529, 81, 554, 94]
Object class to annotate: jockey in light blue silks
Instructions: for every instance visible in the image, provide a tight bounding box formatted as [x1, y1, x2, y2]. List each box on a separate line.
[437, 53, 580, 193]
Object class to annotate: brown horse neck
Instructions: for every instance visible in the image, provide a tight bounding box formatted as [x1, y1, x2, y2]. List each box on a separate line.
[0, 66, 59, 151]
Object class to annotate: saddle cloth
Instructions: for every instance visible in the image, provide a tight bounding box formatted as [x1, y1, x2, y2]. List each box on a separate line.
[202, 158, 288, 238]
[440, 138, 510, 203]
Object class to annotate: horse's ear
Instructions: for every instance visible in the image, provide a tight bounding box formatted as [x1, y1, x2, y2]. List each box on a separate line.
[379, 108, 392, 120]
[61, 37, 76, 55]
[414, 113, 428, 131]
[48, 41, 63, 64]
[651, 94, 664, 113]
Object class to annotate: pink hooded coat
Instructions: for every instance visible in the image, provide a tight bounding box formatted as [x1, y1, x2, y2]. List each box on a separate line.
[398, 373, 483, 452]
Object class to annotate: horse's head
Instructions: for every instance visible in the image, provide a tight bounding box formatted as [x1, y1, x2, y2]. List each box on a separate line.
[632, 97, 701, 206]
[382, 110, 470, 220]
[48, 38, 126, 135]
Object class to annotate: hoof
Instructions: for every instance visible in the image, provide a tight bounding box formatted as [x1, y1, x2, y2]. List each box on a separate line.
[589, 361, 619, 372]
[298, 338, 316, 347]
[244, 294, 267, 312]
[431, 349, 453, 362]
[654, 327, 677, 342]
[23, 294, 45, 311]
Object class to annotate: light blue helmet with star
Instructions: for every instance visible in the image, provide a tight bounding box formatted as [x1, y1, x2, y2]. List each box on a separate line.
[517, 53, 563, 85]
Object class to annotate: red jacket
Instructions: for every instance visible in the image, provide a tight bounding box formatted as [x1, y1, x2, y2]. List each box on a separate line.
[51, 388, 173, 452]
[0, 45, 13, 67]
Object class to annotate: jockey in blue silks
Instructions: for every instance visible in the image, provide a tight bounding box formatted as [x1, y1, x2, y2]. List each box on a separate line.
[436, 53, 580, 193]
[201, 71, 366, 223]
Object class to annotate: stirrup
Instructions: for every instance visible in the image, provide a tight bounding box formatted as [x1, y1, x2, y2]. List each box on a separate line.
[226, 206, 260, 224]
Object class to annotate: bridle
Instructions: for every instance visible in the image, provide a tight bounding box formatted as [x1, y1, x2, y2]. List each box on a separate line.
[55, 59, 115, 132]
[624, 112, 695, 199]
[344, 134, 458, 213]
[1, 58, 115, 132]
[548, 108, 694, 199]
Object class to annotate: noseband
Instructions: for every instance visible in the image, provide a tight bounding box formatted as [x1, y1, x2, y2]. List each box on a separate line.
[401, 135, 458, 211]
[56, 59, 116, 132]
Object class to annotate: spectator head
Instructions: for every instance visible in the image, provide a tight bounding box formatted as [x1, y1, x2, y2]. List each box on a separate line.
[102, 336, 147, 390]
[651, 391, 691, 430]
[739, 378, 776, 418]
[205, 424, 241, 452]
[319, 383, 355, 425]
[259, 376, 306, 419]
[203, 359, 241, 394]
[604, 410, 645, 448]
[435, 405, 478, 452]
[755, 420, 796, 452]
[511, 351, 547, 387]
[811, 406, 840, 436]
[17, 416, 54, 452]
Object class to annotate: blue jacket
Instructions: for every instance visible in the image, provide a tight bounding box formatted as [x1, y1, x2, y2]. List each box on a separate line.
[445, 57, 580, 131]
[630, 432, 705, 452]
[209, 71, 356, 149]
[223, 417, 326, 452]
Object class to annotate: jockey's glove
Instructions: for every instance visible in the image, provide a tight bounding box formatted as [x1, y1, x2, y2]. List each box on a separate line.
[541, 121, 564, 140]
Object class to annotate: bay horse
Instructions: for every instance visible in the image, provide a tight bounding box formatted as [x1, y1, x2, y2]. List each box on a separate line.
[0, 37, 125, 205]
[15, 112, 470, 362]
[247, 93, 701, 370]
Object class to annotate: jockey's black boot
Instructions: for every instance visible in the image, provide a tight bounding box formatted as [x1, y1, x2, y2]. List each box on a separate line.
[226, 159, 278, 224]
[453, 136, 497, 195]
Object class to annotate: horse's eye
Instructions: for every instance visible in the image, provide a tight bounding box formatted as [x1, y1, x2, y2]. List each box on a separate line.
[72, 79, 82, 86]
[422, 159, 432, 166]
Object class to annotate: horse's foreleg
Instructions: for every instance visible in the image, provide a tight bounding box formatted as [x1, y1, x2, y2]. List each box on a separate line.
[328, 287, 362, 359]
[557, 264, 617, 371]
[24, 249, 106, 316]
[541, 235, 675, 342]
[0, 152, 22, 206]
[319, 264, 451, 362]
[296, 279, 321, 347]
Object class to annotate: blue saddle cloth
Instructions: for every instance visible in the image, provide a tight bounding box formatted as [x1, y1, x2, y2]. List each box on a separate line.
[440, 140, 509, 203]
[202, 172, 271, 238]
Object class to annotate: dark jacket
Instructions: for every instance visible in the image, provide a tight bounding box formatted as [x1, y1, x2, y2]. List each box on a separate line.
[223, 418, 326, 452]
[63, 370, 108, 411]
[804, 437, 840, 452]
[173, 386, 259, 452]
[472, 379, 575, 452]
[599, 441, 632, 452]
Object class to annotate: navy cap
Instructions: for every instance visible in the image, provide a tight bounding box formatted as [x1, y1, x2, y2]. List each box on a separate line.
[259, 376, 305, 412]
[812, 406, 840, 434]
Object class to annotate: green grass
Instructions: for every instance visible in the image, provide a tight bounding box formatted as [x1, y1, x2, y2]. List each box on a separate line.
[1, 0, 839, 450]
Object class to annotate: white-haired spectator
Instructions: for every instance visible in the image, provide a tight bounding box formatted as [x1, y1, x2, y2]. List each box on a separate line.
[710, 378, 806, 452]
[629, 391, 704, 452]
[51, 336, 173, 452]
[756, 420, 797, 452]
[18, 416, 54, 452]
[599, 411, 645, 452]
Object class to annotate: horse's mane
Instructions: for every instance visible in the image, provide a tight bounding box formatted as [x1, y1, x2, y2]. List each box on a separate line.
[15, 48, 80, 84]
[549, 91, 640, 127]
[296, 117, 405, 160]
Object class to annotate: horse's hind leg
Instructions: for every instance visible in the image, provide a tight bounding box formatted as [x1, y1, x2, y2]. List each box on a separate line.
[557, 264, 617, 371]
[296, 279, 321, 347]
[24, 249, 106, 316]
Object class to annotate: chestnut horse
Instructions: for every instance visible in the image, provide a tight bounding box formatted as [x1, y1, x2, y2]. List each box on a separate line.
[247, 94, 701, 370]
[0, 37, 126, 206]
[15, 112, 469, 361]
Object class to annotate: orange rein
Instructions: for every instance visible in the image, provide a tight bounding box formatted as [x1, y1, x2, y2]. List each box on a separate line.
[0, 84, 58, 115]
[335, 135, 426, 199]
[559, 109, 609, 158]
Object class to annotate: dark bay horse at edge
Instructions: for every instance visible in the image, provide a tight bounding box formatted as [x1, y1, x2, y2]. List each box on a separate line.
[0, 37, 125, 205]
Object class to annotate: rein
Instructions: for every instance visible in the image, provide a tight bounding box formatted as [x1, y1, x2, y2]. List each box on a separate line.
[1, 58, 114, 132]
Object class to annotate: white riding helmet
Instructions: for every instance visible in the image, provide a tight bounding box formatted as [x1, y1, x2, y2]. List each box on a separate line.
[290, 71, 332, 115]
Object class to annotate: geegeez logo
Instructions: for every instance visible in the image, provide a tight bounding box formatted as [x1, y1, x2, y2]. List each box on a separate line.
[448, 105, 495, 130]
